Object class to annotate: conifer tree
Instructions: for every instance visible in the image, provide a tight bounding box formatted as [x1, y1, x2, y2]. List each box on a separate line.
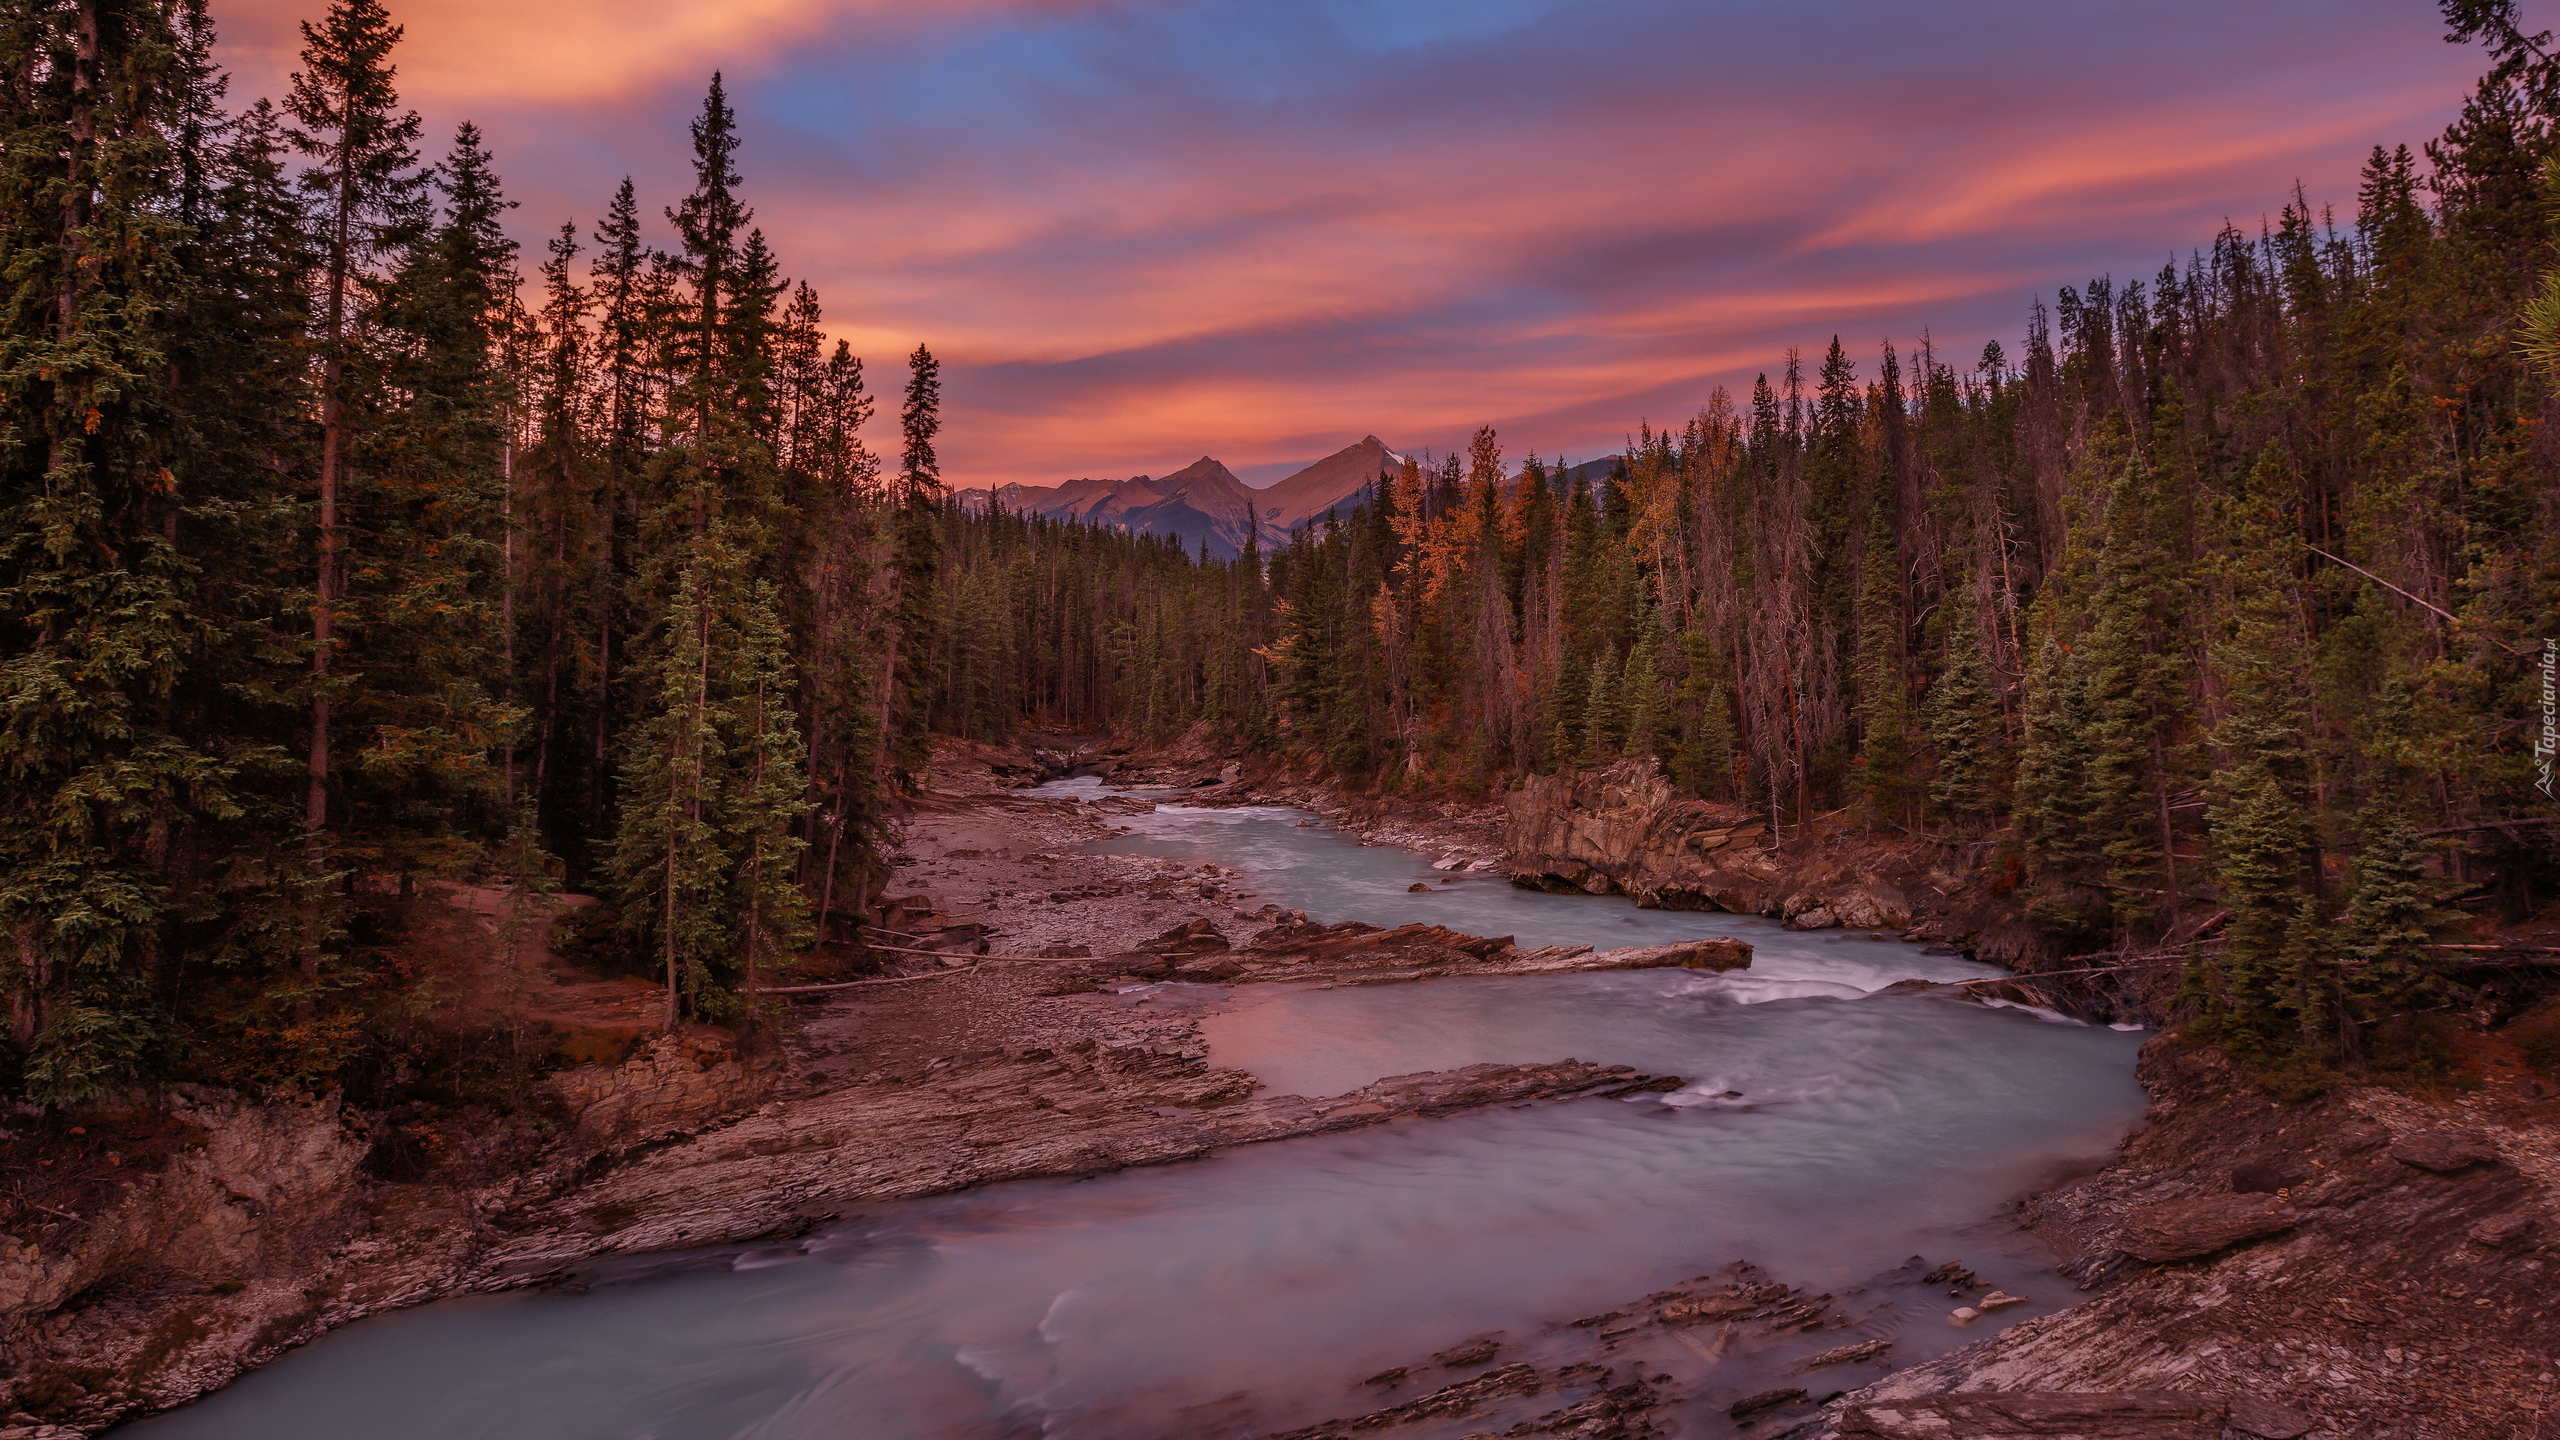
[1851, 499, 1914, 826]
[284, 0, 425, 893]
[609, 76, 808, 1024]
[875, 344, 944, 786]
[0, 0, 219, 1098]
[1670, 626, 1739, 800]
[1922, 584, 2005, 828]
[2199, 460, 2317, 1056]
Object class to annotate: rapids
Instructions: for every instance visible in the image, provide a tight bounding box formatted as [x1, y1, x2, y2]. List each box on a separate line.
[123, 789, 2147, 1440]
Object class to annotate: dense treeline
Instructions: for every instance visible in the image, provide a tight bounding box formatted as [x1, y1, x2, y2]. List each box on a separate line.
[1, 0, 941, 1102]
[924, 5, 2560, 1073]
[8, 0, 2557, 1107]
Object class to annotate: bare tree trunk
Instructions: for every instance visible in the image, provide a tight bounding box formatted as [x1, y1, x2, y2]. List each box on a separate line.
[501, 402, 517, 808]
[666, 598, 713, 1032]
[742, 678, 769, 1008]
[306, 123, 360, 970]
[593, 467, 616, 837]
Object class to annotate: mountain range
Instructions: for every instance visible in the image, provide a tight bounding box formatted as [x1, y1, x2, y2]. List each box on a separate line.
[952, 435, 1404, 560]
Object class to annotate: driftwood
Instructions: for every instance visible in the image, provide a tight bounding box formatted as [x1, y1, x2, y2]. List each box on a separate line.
[748, 965, 986, 993]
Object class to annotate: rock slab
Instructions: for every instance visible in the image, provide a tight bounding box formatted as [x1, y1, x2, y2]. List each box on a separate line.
[2387, 1128, 2501, 1173]
[1836, 1391, 2225, 1439]
[2112, 1194, 2296, 1263]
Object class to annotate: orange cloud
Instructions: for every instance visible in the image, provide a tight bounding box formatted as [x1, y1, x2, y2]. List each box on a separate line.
[213, 0, 1122, 103]
[205, 0, 2494, 490]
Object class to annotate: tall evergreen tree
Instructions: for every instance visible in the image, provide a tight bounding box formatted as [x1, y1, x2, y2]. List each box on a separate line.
[283, 0, 424, 902]
[0, 0, 214, 1099]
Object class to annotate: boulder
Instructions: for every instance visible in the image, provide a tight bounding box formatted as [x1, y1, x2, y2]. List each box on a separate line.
[551, 1032, 773, 1146]
[2230, 1162, 2289, 1195]
[1579, 938, 1752, 973]
[2113, 1194, 2295, 1263]
[1803, 1338, 1892, 1368]
[1504, 760, 1777, 910]
[2466, 1210, 2536, 1250]
[1139, 919, 1231, 955]
[2388, 1128, 2501, 1173]
[1503, 760, 1929, 933]
[1728, 1387, 1806, 1419]
[1838, 1391, 2225, 1439]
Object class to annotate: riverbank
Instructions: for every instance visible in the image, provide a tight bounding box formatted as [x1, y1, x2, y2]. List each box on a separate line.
[7, 735, 2552, 1438]
[1070, 735, 2125, 1016]
[1775, 1038, 2560, 1440]
[0, 753, 1703, 1436]
[1032, 732, 2560, 1438]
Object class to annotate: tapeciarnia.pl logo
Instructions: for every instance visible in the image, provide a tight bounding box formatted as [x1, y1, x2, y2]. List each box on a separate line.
[2538, 637, 2557, 800]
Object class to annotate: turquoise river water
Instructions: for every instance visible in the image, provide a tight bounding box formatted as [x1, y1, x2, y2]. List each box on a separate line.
[123, 784, 2148, 1440]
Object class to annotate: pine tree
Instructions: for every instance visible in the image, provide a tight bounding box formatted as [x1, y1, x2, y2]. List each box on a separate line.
[2014, 634, 2108, 937]
[1922, 585, 2005, 828]
[1670, 625, 1738, 799]
[607, 77, 810, 1024]
[283, 0, 426, 902]
[0, 0, 222, 1098]
[341, 122, 515, 877]
[1851, 499, 1914, 826]
[2332, 676, 2455, 1042]
[1620, 626, 1664, 760]
[875, 344, 944, 787]
[2198, 460, 2317, 1057]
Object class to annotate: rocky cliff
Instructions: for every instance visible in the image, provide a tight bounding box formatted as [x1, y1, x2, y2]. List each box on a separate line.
[1504, 759, 2038, 936]
[1773, 1040, 2559, 1440]
[1499, 760, 2203, 1013]
[0, 1034, 774, 1436]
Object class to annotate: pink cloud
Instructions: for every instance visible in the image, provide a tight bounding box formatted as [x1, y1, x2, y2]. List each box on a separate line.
[209, 0, 2492, 488]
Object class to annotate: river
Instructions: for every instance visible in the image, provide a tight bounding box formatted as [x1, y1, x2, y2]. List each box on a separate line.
[123, 787, 2148, 1439]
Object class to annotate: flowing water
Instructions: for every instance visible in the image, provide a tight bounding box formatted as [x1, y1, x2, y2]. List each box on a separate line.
[125, 788, 2149, 1440]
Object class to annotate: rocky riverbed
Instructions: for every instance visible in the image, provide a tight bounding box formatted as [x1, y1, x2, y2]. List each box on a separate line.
[6, 736, 2554, 1439]
[965, 736, 2560, 1439]
[1226, 1037, 2559, 1440]
[0, 758, 1721, 1436]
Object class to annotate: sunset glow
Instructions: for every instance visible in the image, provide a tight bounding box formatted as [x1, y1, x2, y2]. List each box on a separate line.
[217, 0, 2485, 486]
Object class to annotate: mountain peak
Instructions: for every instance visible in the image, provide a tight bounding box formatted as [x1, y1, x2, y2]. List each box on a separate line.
[1251, 436, 1401, 529]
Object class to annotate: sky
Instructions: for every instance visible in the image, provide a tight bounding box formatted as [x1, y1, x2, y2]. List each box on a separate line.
[210, 0, 2500, 487]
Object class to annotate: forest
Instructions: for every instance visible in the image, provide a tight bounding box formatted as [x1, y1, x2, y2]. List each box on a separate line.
[5, 0, 2558, 1106]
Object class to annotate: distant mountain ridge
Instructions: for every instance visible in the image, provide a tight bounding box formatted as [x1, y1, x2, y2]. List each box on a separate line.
[952, 436, 1403, 559]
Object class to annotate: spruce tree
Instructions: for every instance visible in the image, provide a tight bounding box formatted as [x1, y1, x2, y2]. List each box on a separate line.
[0, 0, 218, 1098]
[1922, 584, 2006, 828]
[2199, 459, 2317, 1057]
[283, 0, 425, 894]
[344, 122, 515, 877]
[609, 77, 809, 1025]
[1851, 499, 1914, 826]
[875, 344, 945, 786]
[1669, 625, 1737, 798]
